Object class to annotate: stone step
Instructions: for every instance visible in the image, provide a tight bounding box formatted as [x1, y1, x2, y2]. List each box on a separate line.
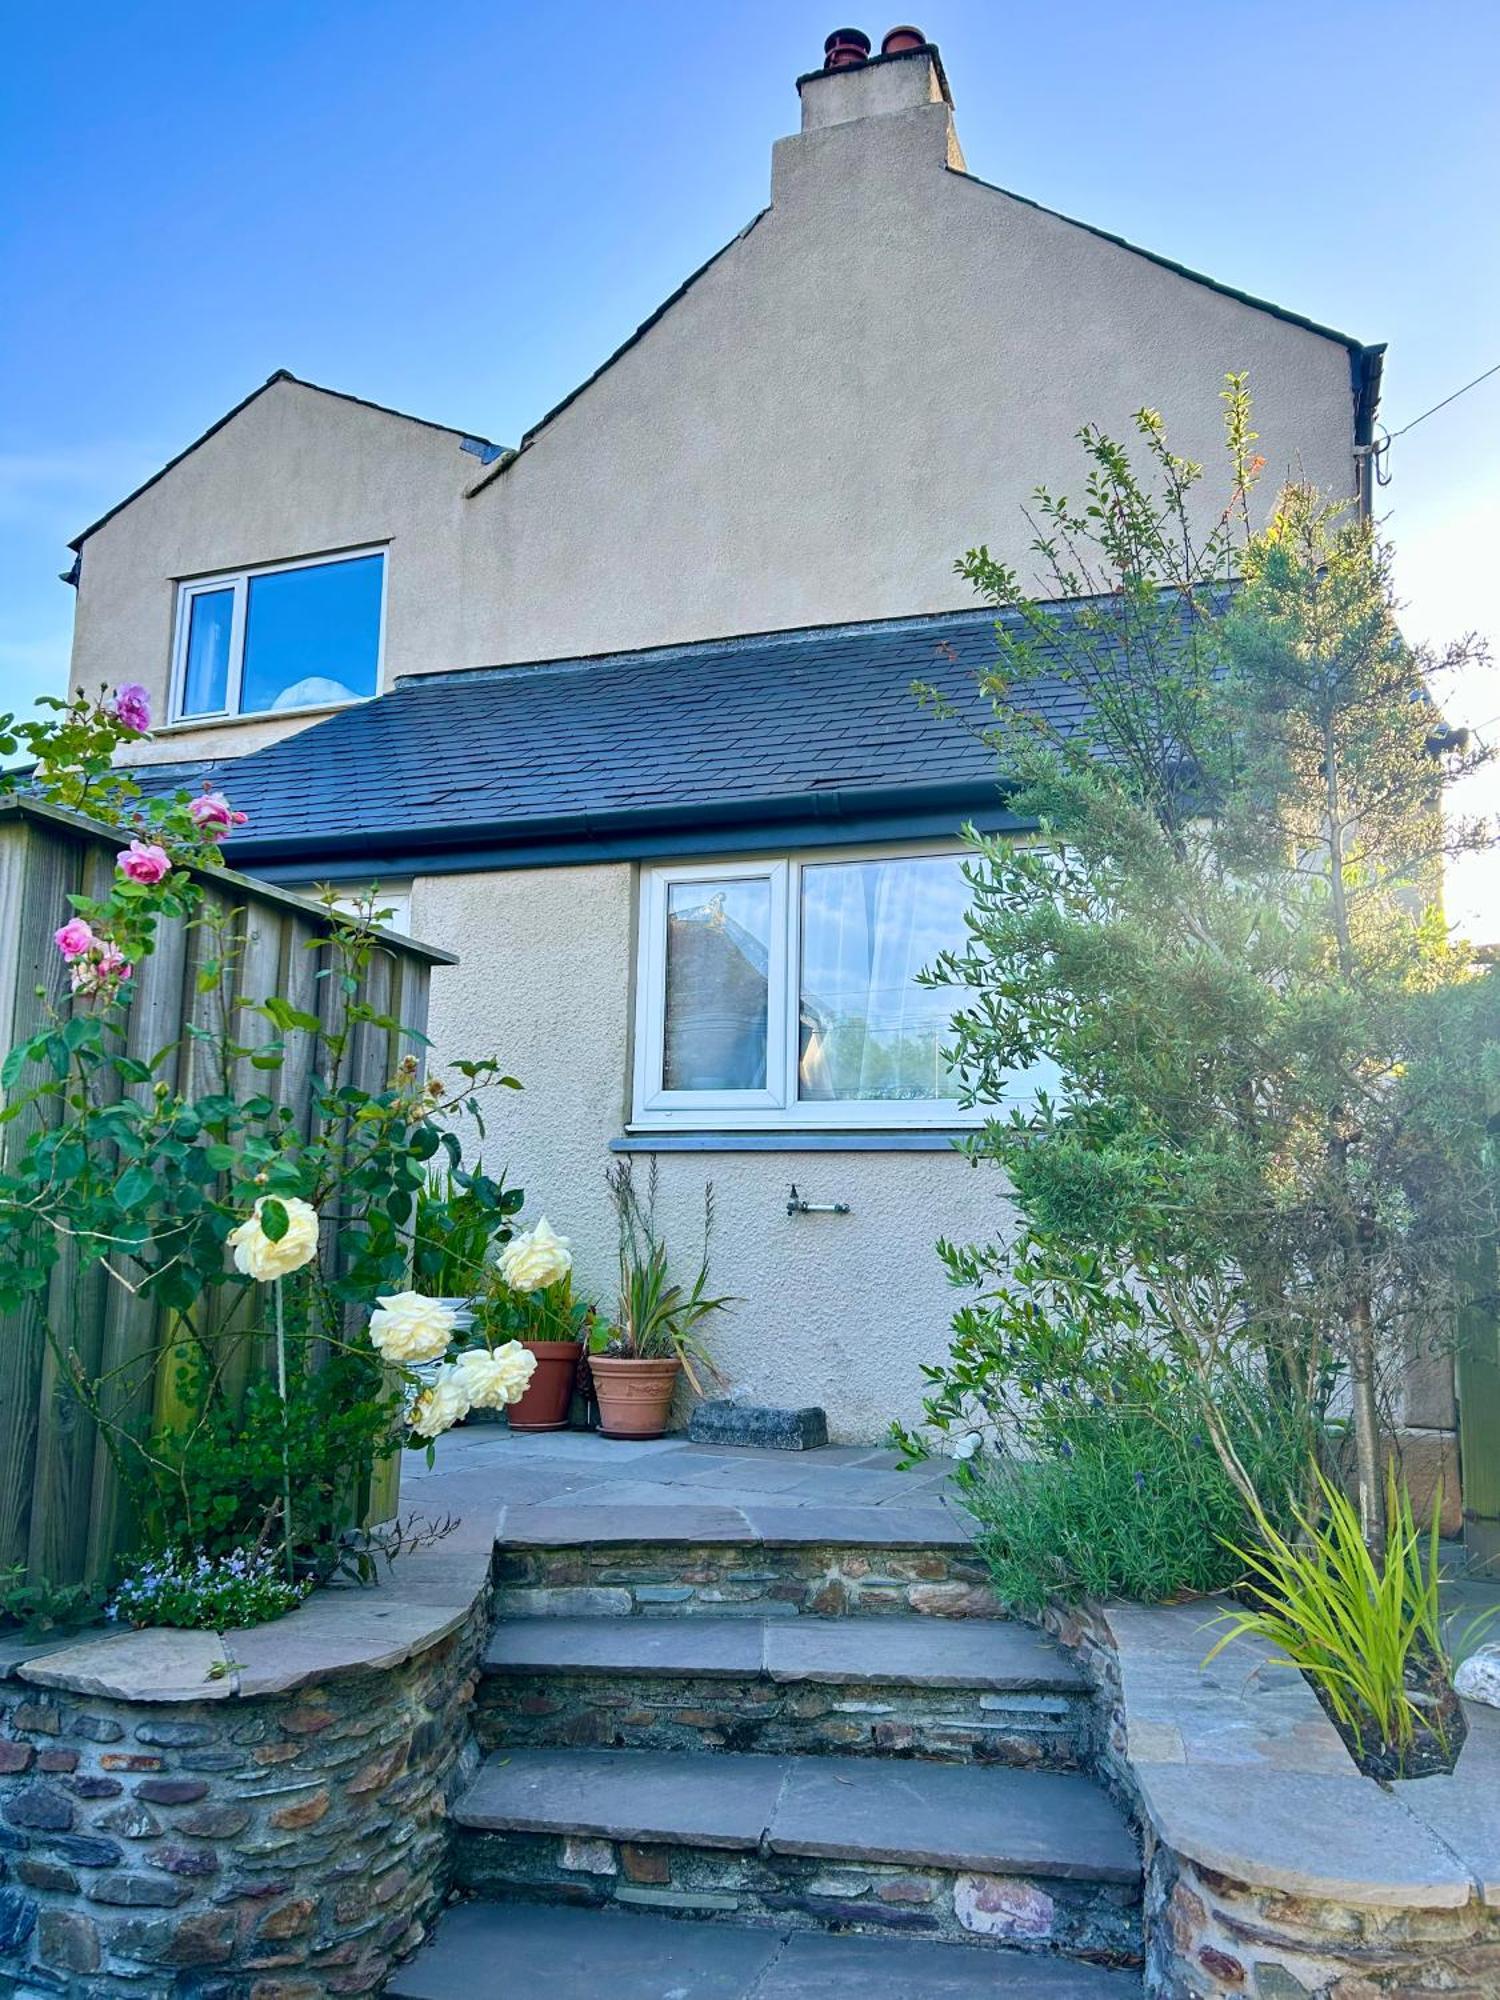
[452, 1747, 1141, 1962]
[477, 1615, 1092, 1767]
[388, 1899, 1143, 1997]
[492, 1522, 999, 1620]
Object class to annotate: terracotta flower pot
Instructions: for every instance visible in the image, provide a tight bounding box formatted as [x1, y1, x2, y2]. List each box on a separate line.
[590, 1356, 682, 1440]
[507, 1339, 582, 1433]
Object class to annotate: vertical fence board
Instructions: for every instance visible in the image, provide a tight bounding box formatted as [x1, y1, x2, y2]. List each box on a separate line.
[0, 801, 455, 1590]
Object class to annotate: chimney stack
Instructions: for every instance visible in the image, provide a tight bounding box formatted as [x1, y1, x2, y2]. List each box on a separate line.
[793, 25, 960, 164]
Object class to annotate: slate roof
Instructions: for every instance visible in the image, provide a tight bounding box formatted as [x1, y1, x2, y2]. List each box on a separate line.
[169, 603, 1117, 875]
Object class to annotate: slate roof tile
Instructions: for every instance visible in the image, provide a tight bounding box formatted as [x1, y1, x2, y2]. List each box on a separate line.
[136, 597, 1186, 867]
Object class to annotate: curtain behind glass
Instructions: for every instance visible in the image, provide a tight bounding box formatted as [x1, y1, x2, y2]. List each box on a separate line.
[798, 856, 968, 1101]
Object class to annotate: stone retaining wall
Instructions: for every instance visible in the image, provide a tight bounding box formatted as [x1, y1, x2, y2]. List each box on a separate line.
[1043, 1598, 1500, 1999]
[0, 1603, 486, 1998]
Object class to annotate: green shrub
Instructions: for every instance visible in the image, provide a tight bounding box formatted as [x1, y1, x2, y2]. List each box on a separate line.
[963, 1396, 1296, 1612]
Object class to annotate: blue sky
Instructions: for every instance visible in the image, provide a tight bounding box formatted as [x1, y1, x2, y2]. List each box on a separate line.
[3, 1, 1496, 922]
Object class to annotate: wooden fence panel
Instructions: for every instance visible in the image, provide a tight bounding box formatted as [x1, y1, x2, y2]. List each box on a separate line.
[0, 800, 453, 1592]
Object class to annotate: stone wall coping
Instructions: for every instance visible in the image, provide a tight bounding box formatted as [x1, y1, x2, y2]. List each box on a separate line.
[1099, 1597, 1500, 1912]
[0, 1515, 496, 1703]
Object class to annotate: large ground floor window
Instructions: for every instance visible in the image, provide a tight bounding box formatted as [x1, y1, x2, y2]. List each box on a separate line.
[631, 847, 1040, 1131]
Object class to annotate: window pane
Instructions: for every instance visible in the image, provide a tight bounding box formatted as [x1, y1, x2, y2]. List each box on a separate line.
[180, 588, 234, 715]
[663, 879, 771, 1092]
[799, 856, 968, 1102]
[240, 554, 382, 714]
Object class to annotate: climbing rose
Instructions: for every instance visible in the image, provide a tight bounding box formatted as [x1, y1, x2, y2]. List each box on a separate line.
[409, 1366, 471, 1439]
[453, 1342, 537, 1409]
[227, 1196, 320, 1282]
[497, 1217, 572, 1294]
[116, 839, 171, 886]
[188, 789, 248, 839]
[107, 683, 151, 734]
[369, 1292, 457, 1365]
[54, 917, 95, 960]
[69, 943, 133, 998]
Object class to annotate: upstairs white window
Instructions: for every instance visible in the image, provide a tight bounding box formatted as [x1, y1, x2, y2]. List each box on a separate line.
[171, 549, 385, 721]
[632, 848, 1049, 1130]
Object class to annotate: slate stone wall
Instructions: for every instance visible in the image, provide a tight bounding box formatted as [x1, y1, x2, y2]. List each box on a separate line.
[0, 1604, 485, 1998]
[475, 1667, 1091, 1768]
[493, 1541, 1001, 1620]
[455, 1828, 1142, 1963]
[1042, 1602, 1500, 2000]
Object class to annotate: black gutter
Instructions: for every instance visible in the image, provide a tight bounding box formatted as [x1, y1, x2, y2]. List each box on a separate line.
[226, 779, 1026, 881]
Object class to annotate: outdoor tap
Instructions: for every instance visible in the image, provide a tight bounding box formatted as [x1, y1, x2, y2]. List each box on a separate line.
[786, 1183, 851, 1217]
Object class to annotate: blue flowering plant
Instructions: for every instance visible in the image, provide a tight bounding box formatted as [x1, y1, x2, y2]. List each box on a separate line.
[111, 1548, 309, 1631]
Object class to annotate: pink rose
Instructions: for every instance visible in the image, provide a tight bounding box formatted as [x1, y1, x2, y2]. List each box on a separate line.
[54, 917, 95, 960]
[188, 789, 248, 839]
[107, 683, 151, 734]
[117, 839, 171, 886]
[69, 943, 133, 999]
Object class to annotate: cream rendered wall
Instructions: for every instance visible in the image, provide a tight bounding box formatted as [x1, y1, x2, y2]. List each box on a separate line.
[451, 69, 1360, 670]
[68, 379, 478, 765]
[412, 862, 1015, 1444]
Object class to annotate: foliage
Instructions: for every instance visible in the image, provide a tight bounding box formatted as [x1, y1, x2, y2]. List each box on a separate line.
[0, 1571, 103, 1639]
[413, 1169, 524, 1298]
[911, 381, 1497, 1547]
[111, 1547, 310, 1631]
[476, 1264, 596, 1348]
[0, 685, 519, 1587]
[896, 1234, 1307, 1609]
[1207, 1464, 1477, 1773]
[590, 1158, 731, 1387]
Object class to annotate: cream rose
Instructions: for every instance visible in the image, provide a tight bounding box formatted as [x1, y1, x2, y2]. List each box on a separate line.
[228, 1197, 320, 1282]
[453, 1341, 537, 1409]
[408, 1366, 471, 1439]
[369, 1292, 457, 1365]
[497, 1216, 572, 1294]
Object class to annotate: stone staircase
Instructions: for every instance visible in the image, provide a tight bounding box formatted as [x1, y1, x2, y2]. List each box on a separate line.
[388, 1508, 1145, 1998]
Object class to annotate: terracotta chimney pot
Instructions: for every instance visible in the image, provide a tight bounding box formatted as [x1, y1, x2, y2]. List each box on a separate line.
[823, 27, 873, 69]
[880, 25, 927, 55]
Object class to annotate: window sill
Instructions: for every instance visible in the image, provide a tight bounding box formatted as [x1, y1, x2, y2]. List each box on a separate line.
[156, 697, 372, 735]
[611, 1130, 977, 1153]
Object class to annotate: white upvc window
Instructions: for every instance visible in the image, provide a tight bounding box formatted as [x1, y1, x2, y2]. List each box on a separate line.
[170, 547, 386, 723]
[630, 846, 1049, 1131]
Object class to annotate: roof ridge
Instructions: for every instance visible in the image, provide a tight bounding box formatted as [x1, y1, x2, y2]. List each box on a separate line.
[70, 373, 503, 552]
[392, 592, 1152, 693]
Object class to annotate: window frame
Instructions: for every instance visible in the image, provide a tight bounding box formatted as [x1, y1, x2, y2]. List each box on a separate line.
[169, 546, 388, 724]
[630, 842, 995, 1133]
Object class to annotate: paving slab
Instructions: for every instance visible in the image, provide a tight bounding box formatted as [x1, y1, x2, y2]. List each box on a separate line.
[739, 1504, 974, 1548]
[457, 1747, 787, 1850]
[1390, 1702, 1500, 1906]
[226, 1592, 474, 1697]
[499, 1504, 756, 1546]
[484, 1615, 765, 1678]
[15, 1627, 235, 1702]
[768, 1757, 1140, 1881]
[386, 1902, 1140, 1999]
[764, 1615, 1085, 1690]
[762, 1930, 1140, 1997]
[1135, 1762, 1471, 1908]
[385, 1899, 783, 1999]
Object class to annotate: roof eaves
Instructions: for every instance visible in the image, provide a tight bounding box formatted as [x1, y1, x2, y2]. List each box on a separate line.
[948, 167, 1376, 359]
[69, 370, 504, 551]
[224, 775, 1017, 873]
[464, 208, 771, 501]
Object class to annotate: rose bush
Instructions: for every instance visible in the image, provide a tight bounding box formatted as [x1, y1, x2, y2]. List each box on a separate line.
[0, 683, 524, 1601]
[498, 1215, 573, 1293]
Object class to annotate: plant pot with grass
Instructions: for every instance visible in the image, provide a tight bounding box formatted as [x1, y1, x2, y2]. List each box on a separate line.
[477, 1228, 592, 1433]
[588, 1160, 731, 1441]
